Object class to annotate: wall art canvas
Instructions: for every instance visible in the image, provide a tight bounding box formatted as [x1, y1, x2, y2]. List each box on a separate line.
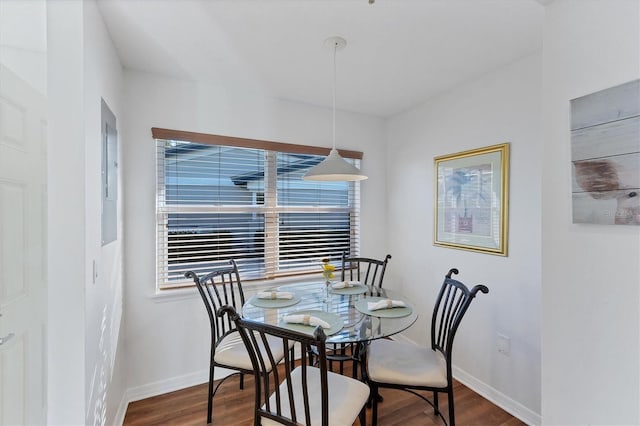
[571, 79, 640, 225]
[434, 143, 509, 256]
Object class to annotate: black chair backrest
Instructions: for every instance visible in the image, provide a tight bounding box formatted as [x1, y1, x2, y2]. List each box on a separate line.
[431, 268, 489, 369]
[219, 305, 330, 426]
[185, 259, 244, 343]
[340, 252, 392, 288]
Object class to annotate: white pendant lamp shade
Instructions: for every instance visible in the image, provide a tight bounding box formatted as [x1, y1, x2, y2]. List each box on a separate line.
[303, 148, 367, 181]
[303, 37, 367, 182]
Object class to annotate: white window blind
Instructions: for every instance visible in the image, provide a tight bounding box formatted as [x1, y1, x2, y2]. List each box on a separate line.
[156, 135, 361, 289]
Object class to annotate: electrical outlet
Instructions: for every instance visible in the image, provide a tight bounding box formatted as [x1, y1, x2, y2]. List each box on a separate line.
[497, 333, 511, 356]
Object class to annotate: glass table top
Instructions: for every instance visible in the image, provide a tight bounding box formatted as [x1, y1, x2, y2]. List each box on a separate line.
[241, 280, 418, 344]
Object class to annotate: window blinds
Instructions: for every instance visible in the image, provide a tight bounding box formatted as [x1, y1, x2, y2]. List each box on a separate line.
[156, 137, 361, 289]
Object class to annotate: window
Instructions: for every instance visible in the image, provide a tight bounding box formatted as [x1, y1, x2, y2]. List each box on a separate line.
[154, 128, 362, 289]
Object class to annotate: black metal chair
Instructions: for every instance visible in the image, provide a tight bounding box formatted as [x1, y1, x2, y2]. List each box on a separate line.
[341, 252, 392, 289]
[322, 252, 392, 378]
[219, 305, 370, 426]
[366, 268, 489, 426]
[185, 260, 291, 424]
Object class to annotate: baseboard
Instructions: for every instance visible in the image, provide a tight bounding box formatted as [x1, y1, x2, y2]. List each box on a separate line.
[453, 366, 541, 426]
[390, 334, 540, 426]
[113, 368, 235, 426]
[113, 394, 129, 426]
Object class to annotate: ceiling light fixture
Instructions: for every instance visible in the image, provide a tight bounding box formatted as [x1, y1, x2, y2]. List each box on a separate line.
[303, 36, 368, 182]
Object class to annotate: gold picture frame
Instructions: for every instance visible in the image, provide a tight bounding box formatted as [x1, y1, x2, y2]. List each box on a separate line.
[434, 143, 510, 256]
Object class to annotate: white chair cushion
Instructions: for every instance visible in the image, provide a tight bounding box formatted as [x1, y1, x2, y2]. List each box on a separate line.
[214, 331, 288, 372]
[367, 339, 448, 388]
[261, 366, 370, 426]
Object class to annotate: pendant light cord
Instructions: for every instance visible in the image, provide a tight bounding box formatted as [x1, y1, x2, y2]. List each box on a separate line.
[332, 40, 337, 151]
[302, 36, 367, 181]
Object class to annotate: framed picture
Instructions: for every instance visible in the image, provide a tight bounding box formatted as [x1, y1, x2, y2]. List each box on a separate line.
[570, 79, 639, 225]
[434, 143, 510, 256]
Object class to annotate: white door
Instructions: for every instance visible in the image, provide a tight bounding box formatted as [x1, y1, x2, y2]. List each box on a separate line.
[0, 4, 48, 422]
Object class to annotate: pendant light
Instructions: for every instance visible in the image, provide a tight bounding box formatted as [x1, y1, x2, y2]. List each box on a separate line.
[303, 36, 368, 182]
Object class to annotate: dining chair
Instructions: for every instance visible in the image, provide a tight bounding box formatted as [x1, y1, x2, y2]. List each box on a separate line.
[323, 252, 392, 378]
[185, 259, 292, 424]
[341, 252, 392, 289]
[219, 305, 370, 426]
[366, 268, 489, 426]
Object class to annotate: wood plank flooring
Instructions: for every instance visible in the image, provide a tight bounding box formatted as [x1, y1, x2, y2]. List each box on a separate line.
[123, 363, 525, 426]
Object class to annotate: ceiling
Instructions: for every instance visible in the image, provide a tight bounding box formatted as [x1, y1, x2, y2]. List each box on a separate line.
[97, 0, 544, 118]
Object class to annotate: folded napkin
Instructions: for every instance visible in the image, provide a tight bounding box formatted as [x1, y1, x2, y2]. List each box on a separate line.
[256, 291, 293, 300]
[367, 299, 407, 311]
[283, 314, 330, 329]
[331, 280, 360, 289]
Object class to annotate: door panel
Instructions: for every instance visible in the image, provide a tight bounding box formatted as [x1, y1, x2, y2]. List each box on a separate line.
[0, 54, 47, 426]
[0, 180, 26, 302]
[1, 334, 25, 425]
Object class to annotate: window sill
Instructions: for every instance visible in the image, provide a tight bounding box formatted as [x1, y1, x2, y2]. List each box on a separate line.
[149, 274, 324, 303]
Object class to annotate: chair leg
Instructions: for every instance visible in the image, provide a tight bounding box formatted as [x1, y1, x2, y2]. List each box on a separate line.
[433, 391, 439, 415]
[207, 359, 215, 424]
[352, 343, 359, 379]
[306, 346, 314, 366]
[371, 384, 379, 426]
[448, 390, 455, 426]
[359, 344, 368, 384]
[239, 372, 244, 390]
[359, 404, 367, 425]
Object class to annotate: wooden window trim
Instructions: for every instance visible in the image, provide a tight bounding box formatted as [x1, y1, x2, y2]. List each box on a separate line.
[151, 127, 363, 160]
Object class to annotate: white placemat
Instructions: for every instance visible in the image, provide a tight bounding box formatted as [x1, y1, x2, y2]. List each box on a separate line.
[278, 310, 344, 336]
[248, 293, 301, 309]
[329, 282, 368, 295]
[354, 297, 413, 318]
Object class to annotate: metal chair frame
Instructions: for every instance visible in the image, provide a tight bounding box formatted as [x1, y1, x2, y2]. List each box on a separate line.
[185, 260, 249, 424]
[219, 306, 368, 426]
[341, 252, 392, 289]
[322, 252, 392, 378]
[367, 268, 489, 426]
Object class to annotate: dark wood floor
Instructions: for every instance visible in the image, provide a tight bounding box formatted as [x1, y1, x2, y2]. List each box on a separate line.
[123, 363, 525, 426]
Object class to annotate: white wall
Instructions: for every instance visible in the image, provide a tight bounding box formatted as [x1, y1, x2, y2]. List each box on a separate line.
[541, 1, 640, 424]
[82, 1, 126, 425]
[47, 1, 86, 423]
[386, 54, 542, 424]
[47, 1, 125, 424]
[120, 71, 387, 397]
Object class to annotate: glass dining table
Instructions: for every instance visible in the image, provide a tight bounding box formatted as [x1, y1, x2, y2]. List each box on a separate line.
[241, 280, 418, 346]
